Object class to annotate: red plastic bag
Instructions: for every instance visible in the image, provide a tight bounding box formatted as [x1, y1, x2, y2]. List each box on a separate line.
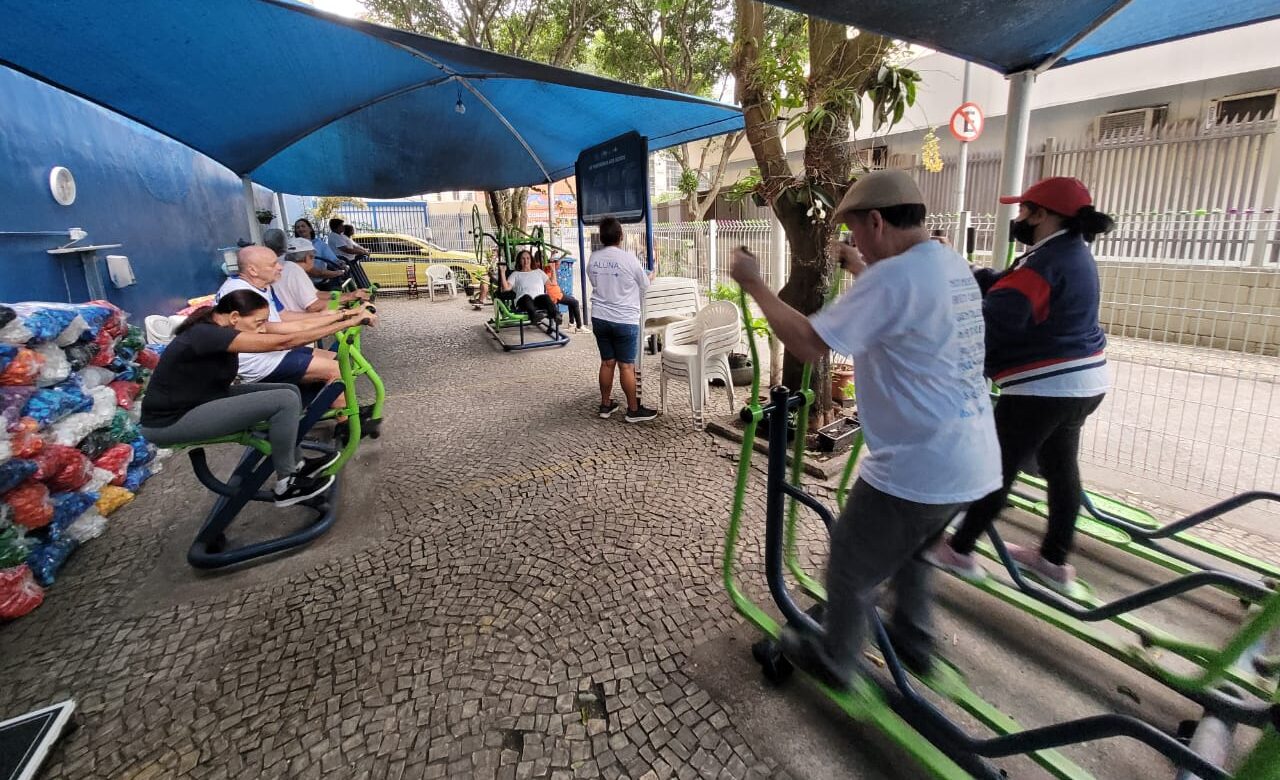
[0, 565, 44, 619]
[108, 381, 142, 410]
[9, 418, 44, 459]
[89, 329, 116, 367]
[31, 445, 93, 492]
[0, 349, 44, 386]
[6, 481, 53, 529]
[94, 444, 134, 486]
[136, 348, 160, 370]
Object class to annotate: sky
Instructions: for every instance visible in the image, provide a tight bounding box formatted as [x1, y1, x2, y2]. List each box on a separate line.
[309, 0, 365, 18]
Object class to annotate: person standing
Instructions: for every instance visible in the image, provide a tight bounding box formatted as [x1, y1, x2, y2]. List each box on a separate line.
[586, 218, 657, 422]
[730, 170, 1000, 683]
[926, 177, 1113, 595]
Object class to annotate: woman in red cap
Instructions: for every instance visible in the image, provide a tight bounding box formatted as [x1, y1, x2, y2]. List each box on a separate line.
[926, 176, 1114, 594]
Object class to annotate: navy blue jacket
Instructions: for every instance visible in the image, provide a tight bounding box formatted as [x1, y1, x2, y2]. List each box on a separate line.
[973, 232, 1107, 384]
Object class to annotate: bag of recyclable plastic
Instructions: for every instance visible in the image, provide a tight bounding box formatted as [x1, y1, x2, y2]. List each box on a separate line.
[66, 510, 107, 543]
[88, 329, 116, 367]
[76, 365, 115, 389]
[26, 538, 77, 586]
[109, 381, 142, 410]
[0, 525, 29, 567]
[9, 419, 43, 459]
[0, 388, 34, 430]
[24, 381, 92, 428]
[6, 481, 53, 529]
[34, 343, 72, 387]
[63, 342, 98, 372]
[71, 302, 117, 337]
[48, 491, 98, 540]
[5, 305, 79, 345]
[128, 438, 156, 467]
[0, 349, 44, 386]
[136, 348, 160, 370]
[83, 467, 115, 494]
[122, 464, 152, 492]
[46, 386, 117, 447]
[94, 444, 133, 485]
[0, 439, 11, 467]
[0, 344, 16, 374]
[0, 503, 11, 529]
[54, 315, 89, 348]
[76, 429, 114, 460]
[0, 564, 44, 619]
[0, 306, 14, 330]
[0, 459, 37, 494]
[96, 485, 134, 517]
[109, 409, 140, 443]
[32, 445, 93, 491]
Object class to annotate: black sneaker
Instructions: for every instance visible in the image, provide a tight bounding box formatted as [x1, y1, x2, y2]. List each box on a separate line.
[779, 626, 850, 690]
[598, 401, 620, 419]
[273, 474, 335, 507]
[624, 405, 659, 423]
[299, 451, 341, 479]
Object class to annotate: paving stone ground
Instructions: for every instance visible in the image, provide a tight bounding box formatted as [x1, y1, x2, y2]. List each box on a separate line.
[0, 297, 1274, 780]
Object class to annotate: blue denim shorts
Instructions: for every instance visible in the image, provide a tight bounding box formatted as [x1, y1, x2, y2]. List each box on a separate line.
[591, 318, 639, 364]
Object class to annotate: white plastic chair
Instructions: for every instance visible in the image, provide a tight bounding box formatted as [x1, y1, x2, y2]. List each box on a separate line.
[659, 300, 740, 429]
[144, 315, 176, 344]
[640, 276, 702, 353]
[425, 264, 457, 301]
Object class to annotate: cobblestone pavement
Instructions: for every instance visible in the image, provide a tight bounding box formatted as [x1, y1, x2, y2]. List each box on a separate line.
[1, 298, 1275, 780]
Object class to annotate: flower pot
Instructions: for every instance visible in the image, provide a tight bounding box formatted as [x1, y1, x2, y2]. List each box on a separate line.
[831, 363, 854, 402]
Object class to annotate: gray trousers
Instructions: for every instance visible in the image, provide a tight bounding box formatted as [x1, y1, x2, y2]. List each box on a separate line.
[824, 478, 963, 676]
[141, 384, 304, 477]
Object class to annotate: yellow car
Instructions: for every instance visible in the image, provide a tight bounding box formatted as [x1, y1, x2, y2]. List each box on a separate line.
[352, 231, 488, 293]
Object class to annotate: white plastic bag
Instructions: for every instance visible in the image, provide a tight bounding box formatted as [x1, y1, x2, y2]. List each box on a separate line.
[34, 343, 71, 387]
[66, 510, 107, 543]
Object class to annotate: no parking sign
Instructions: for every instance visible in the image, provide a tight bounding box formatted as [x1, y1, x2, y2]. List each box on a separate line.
[949, 101, 984, 142]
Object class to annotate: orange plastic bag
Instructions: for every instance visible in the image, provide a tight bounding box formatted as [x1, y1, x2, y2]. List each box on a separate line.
[6, 481, 53, 529]
[0, 349, 44, 386]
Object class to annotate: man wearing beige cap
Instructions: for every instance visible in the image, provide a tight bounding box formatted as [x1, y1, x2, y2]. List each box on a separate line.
[730, 170, 1000, 686]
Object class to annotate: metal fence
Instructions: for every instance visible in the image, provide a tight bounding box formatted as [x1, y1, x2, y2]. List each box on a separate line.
[336, 201, 433, 240]
[619, 220, 786, 291]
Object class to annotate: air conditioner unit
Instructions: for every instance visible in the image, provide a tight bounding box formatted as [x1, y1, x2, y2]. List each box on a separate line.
[1207, 89, 1278, 126]
[1093, 106, 1167, 141]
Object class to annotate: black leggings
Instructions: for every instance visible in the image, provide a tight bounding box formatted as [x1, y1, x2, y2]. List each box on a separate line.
[949, 393, 1104, 565]
[515, 293, 557, 322]
[559, 295, 582, 328]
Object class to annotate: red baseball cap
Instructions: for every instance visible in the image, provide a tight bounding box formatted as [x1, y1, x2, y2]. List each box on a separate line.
[999, 177, 1092, 216]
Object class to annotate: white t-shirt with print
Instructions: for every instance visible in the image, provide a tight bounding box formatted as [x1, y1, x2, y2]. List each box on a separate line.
[215, 277, 287, 382]
[586, 245, 649, 325]
[275, 260, 321, 313]
[507, 269, 547, 301]
[810, 240, 1001, 505]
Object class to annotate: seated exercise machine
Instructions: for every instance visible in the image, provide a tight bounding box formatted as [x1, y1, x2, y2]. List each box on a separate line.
[471, 206, 570, 351]
[724, 290, 1280, 779]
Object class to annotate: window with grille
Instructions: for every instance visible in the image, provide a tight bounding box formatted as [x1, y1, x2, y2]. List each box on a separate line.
[1211, 91, 1277, 124]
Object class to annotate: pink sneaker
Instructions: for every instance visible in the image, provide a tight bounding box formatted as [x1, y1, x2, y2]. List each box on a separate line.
[923, 539, 984, 582]
[1005, 543, 1076, 595]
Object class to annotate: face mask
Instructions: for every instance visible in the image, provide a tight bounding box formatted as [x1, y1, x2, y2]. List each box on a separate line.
[1011, 218, 1038, 246]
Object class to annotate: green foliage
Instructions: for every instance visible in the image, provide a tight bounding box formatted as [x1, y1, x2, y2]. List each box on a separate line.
[588, 0, 732, 96]
[867, 63, 921, 131]
[709, 283, 770, 338]
[722, 168, 762, 204]
[310, 197, 366, 222]
[677, 168, 701, 198]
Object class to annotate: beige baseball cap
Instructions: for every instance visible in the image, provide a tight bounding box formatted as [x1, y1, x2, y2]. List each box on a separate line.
[834, 170, 926, 223]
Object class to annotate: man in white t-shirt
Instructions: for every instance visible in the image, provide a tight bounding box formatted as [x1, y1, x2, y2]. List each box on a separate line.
[730, 170, 1000, 687]
[326, 218, 369, 261]
[586, 217, 657, 422]
[276, 238, 370, 314]
[216, 246, 362, 391]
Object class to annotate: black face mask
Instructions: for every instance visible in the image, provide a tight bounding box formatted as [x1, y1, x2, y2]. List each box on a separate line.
[1011, 218, 1038, 246]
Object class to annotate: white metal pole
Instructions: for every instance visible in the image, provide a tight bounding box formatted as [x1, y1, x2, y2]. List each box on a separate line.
[954, 62, 971, 247]
[241, 175, 263, 244]
[547, 181, 556, 246]
[275, 192, 289, 234]
[1249, 122, 1280, 266]
[991, 70, 1035, 267]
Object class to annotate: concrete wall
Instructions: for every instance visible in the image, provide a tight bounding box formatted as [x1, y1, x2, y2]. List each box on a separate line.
[1098, 262, 1280, 355]
[0, 66, 270, 317]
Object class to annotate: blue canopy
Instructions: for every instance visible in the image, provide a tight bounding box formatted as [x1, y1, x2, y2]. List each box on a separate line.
[760, 0, 1280, 74]
[0, 0, 742, 197]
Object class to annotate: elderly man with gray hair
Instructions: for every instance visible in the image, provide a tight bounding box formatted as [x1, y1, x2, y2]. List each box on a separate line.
[275, 237, 368, 314]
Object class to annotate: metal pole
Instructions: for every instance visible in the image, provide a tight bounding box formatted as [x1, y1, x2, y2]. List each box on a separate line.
[954, 62, 971, 248]
[577, 215, 589, 324]
[241, 175, 263, 244]
[275, 192, 289, 234]
[707, 218, 718, 289]
[547, 181, 556, 246]
[991, 71, 1035, 267]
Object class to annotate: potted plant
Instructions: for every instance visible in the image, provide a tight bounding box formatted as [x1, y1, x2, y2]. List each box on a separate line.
[831, 361, 854, 401]
[255, 208, 275, 225]
[708, 283, 769, 386]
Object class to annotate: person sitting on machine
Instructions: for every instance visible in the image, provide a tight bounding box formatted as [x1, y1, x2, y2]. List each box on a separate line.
[293, 218, 348, 290]
[217, 246, 373, 405]
[729, 170, 1000, 684]
[500, 249, 558, 325]
[275, 238, 369, 313]
[534, 249, 583, 332]
[471, 248, 501, 307]
[139, 289, 371, 507]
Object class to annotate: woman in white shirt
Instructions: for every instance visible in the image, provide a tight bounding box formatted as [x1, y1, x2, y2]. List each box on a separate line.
[500, 250, 558, 325]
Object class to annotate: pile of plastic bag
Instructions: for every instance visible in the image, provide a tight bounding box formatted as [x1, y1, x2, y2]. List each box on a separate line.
[0, 301, 167, 616]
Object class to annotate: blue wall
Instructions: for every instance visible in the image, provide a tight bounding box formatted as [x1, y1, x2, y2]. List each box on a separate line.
[0, 66, 271, 317]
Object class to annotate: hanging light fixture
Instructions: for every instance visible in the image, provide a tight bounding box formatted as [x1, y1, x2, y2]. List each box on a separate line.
[454, 85, 466, 115]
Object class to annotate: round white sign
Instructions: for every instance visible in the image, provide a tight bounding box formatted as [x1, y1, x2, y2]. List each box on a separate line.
[949, 102, 984, 143]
